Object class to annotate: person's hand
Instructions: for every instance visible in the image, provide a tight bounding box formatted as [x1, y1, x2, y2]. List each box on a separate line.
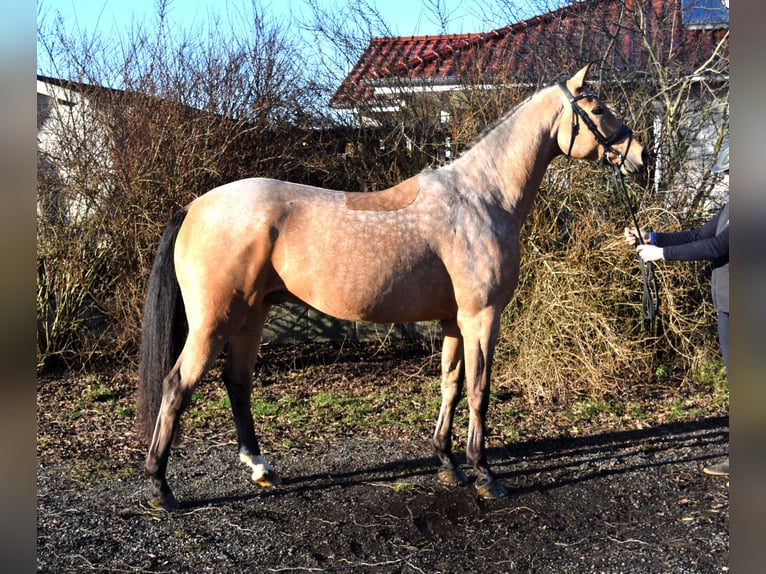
[624, 226, 650, 246]
[636, 244, 664, 262]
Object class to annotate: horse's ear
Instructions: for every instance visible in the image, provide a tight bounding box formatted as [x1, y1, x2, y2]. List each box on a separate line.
[566, 62, 593, 94]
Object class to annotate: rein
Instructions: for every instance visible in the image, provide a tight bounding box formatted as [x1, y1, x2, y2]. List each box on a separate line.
[557, 81, 660, 332]
[612, 165, 660, 332]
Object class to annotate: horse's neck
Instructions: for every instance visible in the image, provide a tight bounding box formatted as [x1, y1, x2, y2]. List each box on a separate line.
[455, 88, 562, 213]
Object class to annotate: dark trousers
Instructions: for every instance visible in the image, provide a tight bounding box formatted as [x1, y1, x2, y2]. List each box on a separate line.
[717, 311, 729, 376]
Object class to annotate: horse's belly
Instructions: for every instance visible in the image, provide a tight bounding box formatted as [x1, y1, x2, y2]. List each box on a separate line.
[280, 253, 456, 323]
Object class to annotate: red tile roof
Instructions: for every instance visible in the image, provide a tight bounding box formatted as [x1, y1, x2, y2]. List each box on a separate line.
[331, 0, 729, 108]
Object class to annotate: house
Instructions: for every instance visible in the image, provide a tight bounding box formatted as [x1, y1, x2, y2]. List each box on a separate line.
[37, 75, 225, 226]
[331, 0, 728, 123]
[37, 75, 117, 226]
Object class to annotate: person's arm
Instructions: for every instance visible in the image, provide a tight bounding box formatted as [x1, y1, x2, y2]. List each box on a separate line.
[625, 214, 719, 249]
[652, 211, 720, 250]
[660, 226, 728, 261]
[634, 208, 728, 263]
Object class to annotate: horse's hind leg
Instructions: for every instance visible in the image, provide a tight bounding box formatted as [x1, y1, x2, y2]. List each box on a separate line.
[145, 333, 223, 510]
[433, 320, 468, 486]
[224, 330, 281, 488]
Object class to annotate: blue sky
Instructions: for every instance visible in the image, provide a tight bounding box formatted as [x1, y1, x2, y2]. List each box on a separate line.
[38, 0, 544, 39]
[37, 0, 556, 75]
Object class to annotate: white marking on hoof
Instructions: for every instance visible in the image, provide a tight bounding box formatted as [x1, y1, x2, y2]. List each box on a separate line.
[239, 452, 274, 483]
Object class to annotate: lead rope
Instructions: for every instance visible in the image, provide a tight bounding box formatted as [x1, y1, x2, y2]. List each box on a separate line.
[612, 164, 660, 333]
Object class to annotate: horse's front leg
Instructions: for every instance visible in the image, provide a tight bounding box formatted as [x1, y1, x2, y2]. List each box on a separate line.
[224, 331, 281, 488]
[460, 307, 508, 499]
[433, 320, 468, 486]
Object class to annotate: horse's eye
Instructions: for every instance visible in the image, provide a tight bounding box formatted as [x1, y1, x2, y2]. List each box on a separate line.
[591, 106, 604, 116]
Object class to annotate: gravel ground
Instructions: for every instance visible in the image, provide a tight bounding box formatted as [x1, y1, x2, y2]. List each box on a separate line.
[37, 342, 729, 572]
[37, 415, 729, 572]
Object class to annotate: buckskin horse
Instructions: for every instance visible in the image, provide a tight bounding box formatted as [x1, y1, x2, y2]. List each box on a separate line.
[137, 63, 647, 509]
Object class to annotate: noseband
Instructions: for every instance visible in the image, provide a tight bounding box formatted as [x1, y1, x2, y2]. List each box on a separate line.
[557, 81, 633, 169]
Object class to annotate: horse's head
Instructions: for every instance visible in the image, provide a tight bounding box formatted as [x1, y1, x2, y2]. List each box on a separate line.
[557, 63, 647, 175]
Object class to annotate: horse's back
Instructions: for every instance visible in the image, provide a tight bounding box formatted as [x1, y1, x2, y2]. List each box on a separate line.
[182, 175, 427, 241]
[177, 177, 344, 259]
[191, 175, 423, 213]
[192, 177, 343, 213]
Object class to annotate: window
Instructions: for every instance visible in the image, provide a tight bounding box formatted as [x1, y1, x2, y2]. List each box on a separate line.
[681, 0, 729, 30]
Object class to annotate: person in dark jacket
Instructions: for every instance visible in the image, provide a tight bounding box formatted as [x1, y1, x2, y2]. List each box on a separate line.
[624, 139, 729, 477]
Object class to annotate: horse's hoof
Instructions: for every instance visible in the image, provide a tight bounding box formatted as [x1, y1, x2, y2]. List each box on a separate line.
[437, 466, 468, 486]
[475, 479, 508, 499]
[253, 469, 282, 488]
[147, 492, 179, 511]
[240, 452, 281, 487]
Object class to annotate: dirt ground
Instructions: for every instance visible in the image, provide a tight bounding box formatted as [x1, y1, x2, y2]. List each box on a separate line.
[37, 343, 729, 573]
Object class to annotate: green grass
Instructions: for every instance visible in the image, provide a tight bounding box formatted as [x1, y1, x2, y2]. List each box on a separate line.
[72, 374, 134, 420]
[64, 458, 135, 485]
[392, 481, 416, 494]
[172, 347, 728, 450]
[570, 399, 614, 421]
[188, 369, 444, 440]
[692, 356, 729, 406]
[182, 379, 727, 447]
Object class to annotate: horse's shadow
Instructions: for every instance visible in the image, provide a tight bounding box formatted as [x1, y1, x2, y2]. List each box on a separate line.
[181, 415, 728, 509]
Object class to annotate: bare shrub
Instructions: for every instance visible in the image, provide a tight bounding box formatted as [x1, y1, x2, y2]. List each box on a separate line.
[36, 1, 328, 370]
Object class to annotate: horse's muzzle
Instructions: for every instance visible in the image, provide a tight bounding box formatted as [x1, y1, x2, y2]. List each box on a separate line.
[629, 147, 650, 174]
[608, 143, 648, 175]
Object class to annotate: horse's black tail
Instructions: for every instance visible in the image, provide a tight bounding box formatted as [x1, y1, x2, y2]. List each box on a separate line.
[136, 208, 188, 445]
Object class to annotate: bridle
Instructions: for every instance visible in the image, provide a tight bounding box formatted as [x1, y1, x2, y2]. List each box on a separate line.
[557, 81, 634, 170]
[557, 81, 660, 333]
